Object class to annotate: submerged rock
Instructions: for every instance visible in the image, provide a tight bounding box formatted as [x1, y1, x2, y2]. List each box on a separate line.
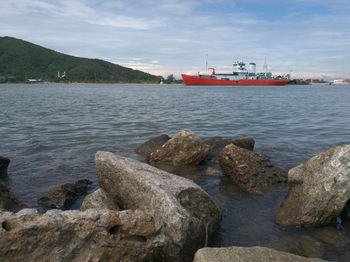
[312, 226, 350, 249]
[294, 235, 326, 258]
[135, 134, 170, 158]
[276, 144, 350, 226]
[0, 208, 158, 262]
[95, 151, 222, 262]
[271, 234, 327, 259]
[38, 179, 92, 209]
[148, 130, 212, 167]
[0, 184, 21, 211]
[81, 188, 120, 211]
[0, 156, 10, 176]
[218, 144, 287, 194]
[205, 166, 222, 176]
[193, 246, 327, 262]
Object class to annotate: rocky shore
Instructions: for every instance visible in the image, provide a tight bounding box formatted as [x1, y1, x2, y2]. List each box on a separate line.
[1, 130, 350, 261]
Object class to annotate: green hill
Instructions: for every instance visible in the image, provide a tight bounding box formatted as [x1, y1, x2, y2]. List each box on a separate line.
[0, 36, 161, 83]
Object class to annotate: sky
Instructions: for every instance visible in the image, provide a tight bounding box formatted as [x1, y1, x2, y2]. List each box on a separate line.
[0, 0, 349, 79]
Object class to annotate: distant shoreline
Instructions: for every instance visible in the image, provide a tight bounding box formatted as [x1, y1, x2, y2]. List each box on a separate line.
[0, 81, 170, 85]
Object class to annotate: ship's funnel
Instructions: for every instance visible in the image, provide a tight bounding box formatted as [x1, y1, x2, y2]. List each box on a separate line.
[248, 63, 256, 75]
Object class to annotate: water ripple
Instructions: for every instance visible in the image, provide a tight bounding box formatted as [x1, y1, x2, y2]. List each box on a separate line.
[1, 83, 350, 260]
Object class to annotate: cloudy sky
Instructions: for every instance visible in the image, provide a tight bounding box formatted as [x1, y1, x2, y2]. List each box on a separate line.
[1, 0, 349, 79]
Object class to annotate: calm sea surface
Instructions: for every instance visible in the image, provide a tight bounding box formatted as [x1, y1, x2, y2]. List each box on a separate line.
[1, 83, 350, 260]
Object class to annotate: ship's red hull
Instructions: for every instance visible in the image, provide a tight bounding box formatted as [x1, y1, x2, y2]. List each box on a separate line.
[181, 74, 290, 86]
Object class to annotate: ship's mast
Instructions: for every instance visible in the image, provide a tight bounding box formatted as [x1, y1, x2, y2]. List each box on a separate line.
[205, 49, 208, 74]
[263, 57, 268, 74]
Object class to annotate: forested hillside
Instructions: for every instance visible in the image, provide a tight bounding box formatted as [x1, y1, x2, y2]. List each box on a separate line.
[0, 37, 161, 83]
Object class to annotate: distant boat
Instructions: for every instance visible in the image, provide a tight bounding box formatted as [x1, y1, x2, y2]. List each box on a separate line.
[331, 79, 350, 86]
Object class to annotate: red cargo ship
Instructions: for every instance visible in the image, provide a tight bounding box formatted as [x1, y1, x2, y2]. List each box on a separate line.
[182, 61, 290, 86]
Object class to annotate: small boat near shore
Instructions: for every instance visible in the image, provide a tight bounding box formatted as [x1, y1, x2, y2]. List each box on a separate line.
[182, 61, 290, 86]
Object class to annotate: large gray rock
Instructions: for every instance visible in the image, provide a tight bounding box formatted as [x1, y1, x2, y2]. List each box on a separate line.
[0, 208, 159, 262]
[0, 156, 10, 176]
[135, 134, 170, 158]
[193, 246, 327, 262]
[148, 130, 212, 166]
[81, 188, 120, 211]
[38, 179, 92, 209]
[0, 184, 21, 211]
[276, 144, 350, 226]
[95, 151, 222, 262]
[219, 144, 287, 194]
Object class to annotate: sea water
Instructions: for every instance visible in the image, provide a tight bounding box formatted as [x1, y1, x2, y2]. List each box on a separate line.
[1, 83, 350, 260]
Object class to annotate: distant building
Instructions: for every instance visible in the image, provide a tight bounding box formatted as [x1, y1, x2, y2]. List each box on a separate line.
[57, 71, 66, 79]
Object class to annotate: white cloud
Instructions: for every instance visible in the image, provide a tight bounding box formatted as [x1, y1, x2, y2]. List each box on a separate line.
[90, 16, 152, 30]
[0, 0, 349, 79]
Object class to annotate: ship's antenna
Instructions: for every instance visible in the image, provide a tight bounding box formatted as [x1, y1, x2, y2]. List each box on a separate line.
[263, 57, 268, 74]
[205, 49, 208, 74]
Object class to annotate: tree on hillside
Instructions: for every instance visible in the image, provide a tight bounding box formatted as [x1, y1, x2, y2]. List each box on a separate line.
[165, 74, 175, 84]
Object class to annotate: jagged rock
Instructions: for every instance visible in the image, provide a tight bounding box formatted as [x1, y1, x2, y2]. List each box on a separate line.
[200, 137, 255, 176]
[276, 144, 350, 226]
[193, 246, 327, 262]
[204, 137, 255, 163]
[148, 130, 212, 166]
[95, 151, 222, 262]
[218, 144, 287, 194]
[135, 134, 170, 158]
[81, 188, 120, 211]
[0, 156, 10, 176]
[0, 208, 159, 262]
[0, 184, 21, 211]
[38, 179, 92, 209]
